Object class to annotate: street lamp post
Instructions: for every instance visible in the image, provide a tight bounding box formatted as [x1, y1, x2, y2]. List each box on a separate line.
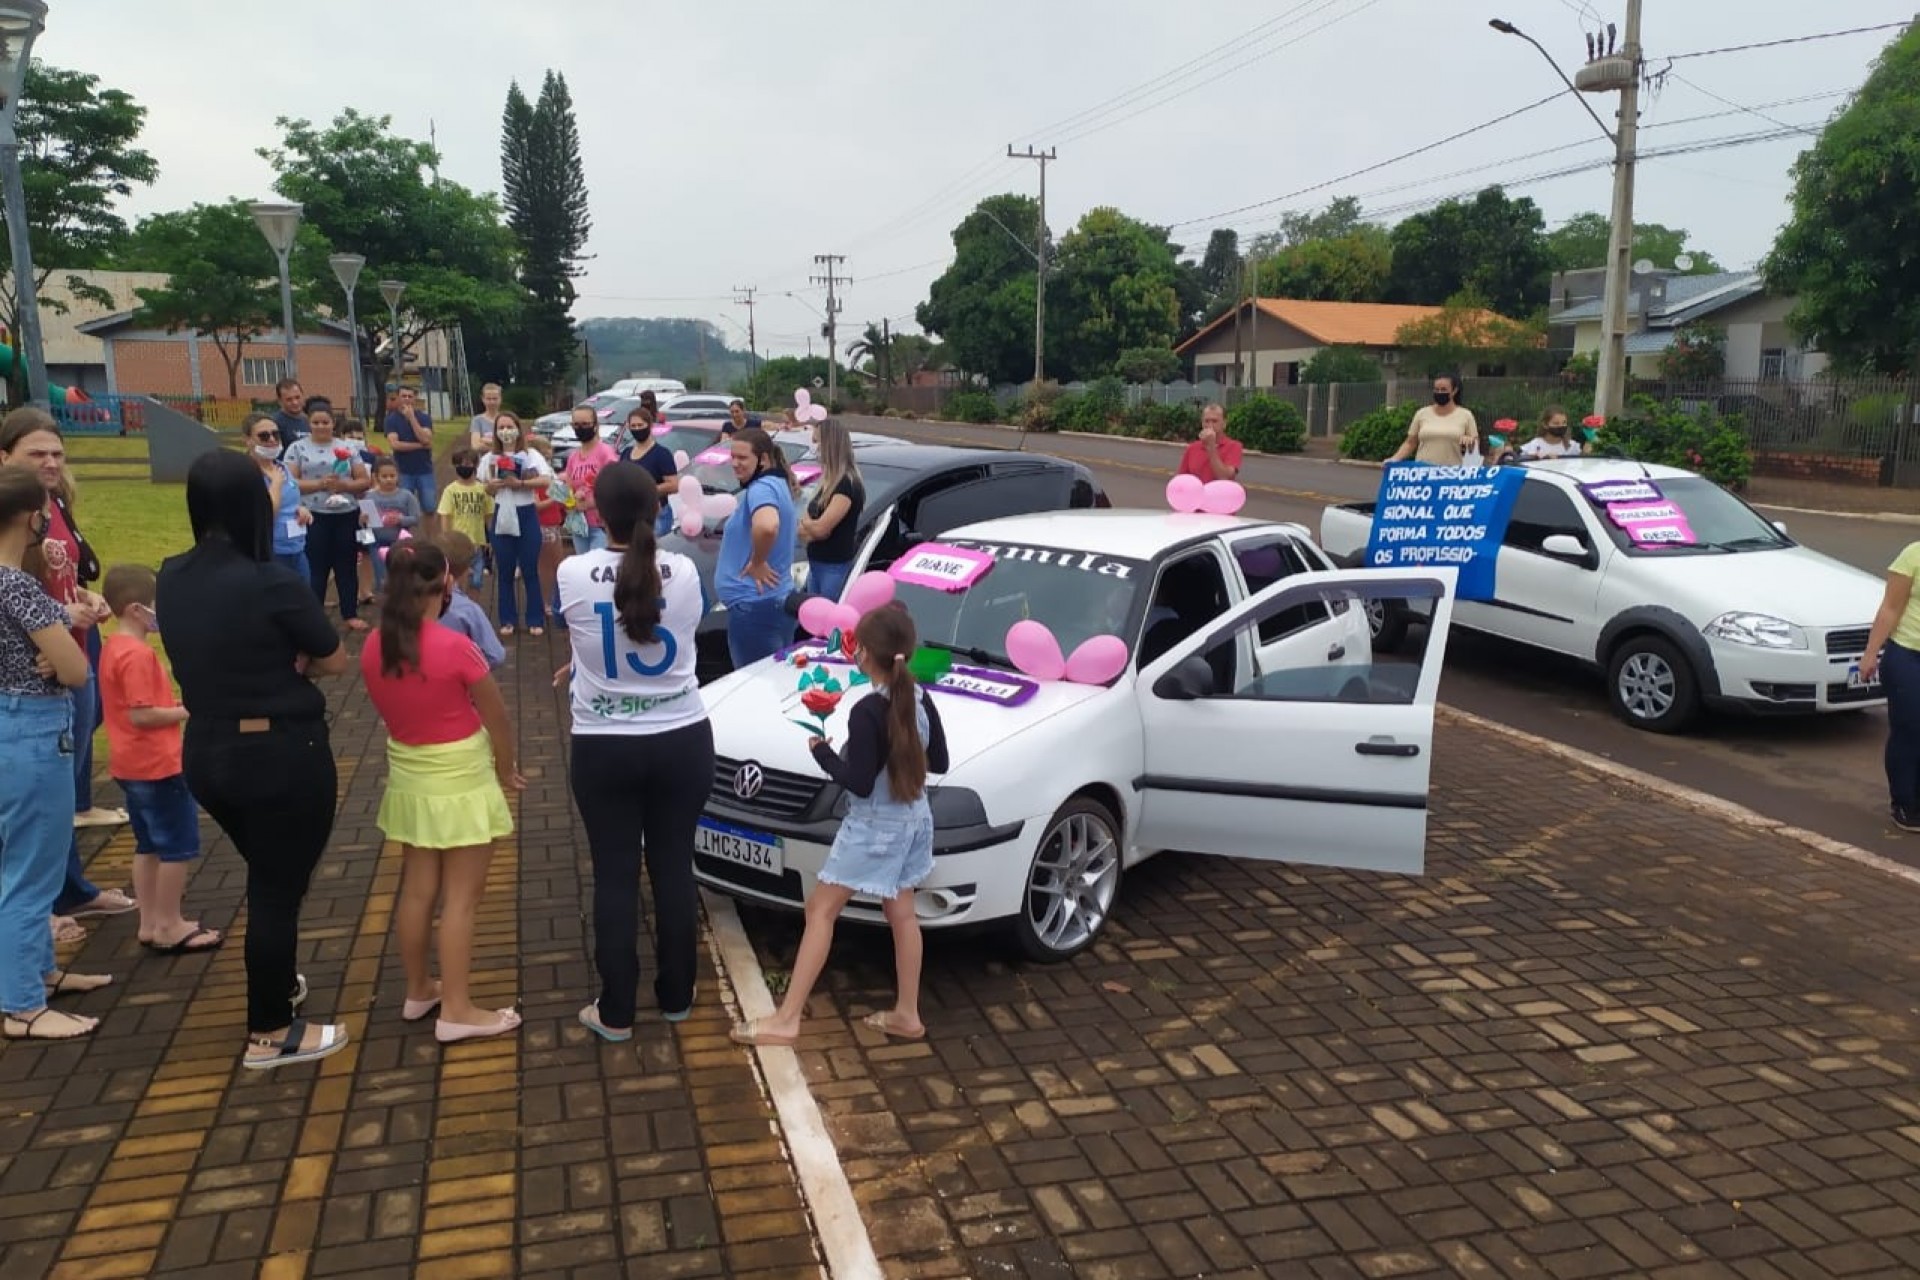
[378, 279, 406, 398]
[328, 253, 365, 418]
[250, 201, 304, 381]
[0, 0, 50, 410]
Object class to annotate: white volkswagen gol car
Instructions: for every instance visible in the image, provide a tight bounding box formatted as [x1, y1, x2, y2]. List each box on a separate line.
[1320, 458, 1887, 733]
[693, 510, 1459, 960]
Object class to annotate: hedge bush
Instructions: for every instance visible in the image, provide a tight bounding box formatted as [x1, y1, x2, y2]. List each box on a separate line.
[944, 390, 1000, 424]
[1122, 401, 1201, 441]
[1228, 396, 1306, 454]
[1339, 405, 1410, 461]
[1595, 395, 1752, 490]
[1055, 376, 1126, 433]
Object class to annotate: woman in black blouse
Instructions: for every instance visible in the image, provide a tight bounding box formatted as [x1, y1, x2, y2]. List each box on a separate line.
[156, 451, 353, 1070]
[797, 419, 864, 603]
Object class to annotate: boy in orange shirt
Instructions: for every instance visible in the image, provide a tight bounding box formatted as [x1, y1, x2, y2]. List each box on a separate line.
[99, 565, 220, 954]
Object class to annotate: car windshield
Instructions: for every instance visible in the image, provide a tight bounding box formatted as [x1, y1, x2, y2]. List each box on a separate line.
[1581, 475, 1791, 555]
[688, 440, 811, 495]
[895, 538, 1146, 667]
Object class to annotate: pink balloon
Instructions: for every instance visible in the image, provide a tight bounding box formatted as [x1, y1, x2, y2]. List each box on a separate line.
[678, 475, 704, 506]
[1005, 619, 1067, 682]
[798, 595, 839, 638]
[795, 388, 812, 408]
[705, 493, 738, 522]
[827, 603, 862, 639]
[1064, 634, 1129, 685]
[673, 449, 690, 470]
[844, 570, 896, 613]
[678, 508, 704, 537]
[1166, 473, 1205, 513]
[1200, 479, 1247, 515]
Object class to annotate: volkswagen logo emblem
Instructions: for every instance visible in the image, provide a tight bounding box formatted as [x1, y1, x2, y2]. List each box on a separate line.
[733, 762, 766, 802]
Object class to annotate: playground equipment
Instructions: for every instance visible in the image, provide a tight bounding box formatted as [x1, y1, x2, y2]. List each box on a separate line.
[0, 329, 91, 406]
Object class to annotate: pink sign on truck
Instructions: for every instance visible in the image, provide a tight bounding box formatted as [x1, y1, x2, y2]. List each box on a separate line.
[887, 542, 996, 593]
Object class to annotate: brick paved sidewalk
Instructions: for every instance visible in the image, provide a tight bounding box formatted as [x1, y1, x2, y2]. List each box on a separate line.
[0, 631, 825, 1280]
[742, 720, 1920, 1280]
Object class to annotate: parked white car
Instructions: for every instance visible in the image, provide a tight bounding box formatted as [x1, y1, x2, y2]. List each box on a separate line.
[693, 509, 1459, 960]
[1319, 458, 1887, 732]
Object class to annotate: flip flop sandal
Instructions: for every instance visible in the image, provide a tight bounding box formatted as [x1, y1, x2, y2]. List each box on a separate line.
[3, 1008, 97, 1041]
[862, 1011, 927, 1041]
[51, 917, 86, 945]
[435, 1008, 522, 1044]
[730, 1020, 798, 1048]
[578, 1002, 632, 1043]
[291, 974, 309, 1011]
[243, 1019, 349, 1071]
[45, 970, 113, 997]
[70, 890, 136, 918]
[141, 926, 223, 955]
[74, 807, 130, 828]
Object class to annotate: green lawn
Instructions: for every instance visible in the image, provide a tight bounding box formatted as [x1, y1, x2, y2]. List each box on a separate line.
[77, 475, 196, 572]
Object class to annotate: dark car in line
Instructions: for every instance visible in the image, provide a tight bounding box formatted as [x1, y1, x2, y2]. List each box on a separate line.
[661, 443, 1109, 682]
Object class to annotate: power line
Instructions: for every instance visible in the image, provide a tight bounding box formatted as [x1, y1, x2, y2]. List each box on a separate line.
[1665, 21, 1910, 61]
[1669, 73, 1821, 136]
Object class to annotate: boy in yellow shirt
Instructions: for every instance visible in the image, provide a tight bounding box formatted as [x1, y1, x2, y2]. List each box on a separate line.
[437, 447, 494, 590]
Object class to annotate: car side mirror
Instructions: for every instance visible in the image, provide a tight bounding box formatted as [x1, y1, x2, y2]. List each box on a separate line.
[1540, 534, 1588, 560]
[1152, 655, 1215, 701]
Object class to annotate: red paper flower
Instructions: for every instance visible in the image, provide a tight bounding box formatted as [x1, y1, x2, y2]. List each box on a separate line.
[1493, 418, 1518, 431]
[800, 689, 842, 718]
[1582, 414, 1606, 428]
[332, 446, 351, 460]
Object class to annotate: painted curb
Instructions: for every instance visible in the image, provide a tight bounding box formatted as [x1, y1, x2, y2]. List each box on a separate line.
[703, 889, 884, 1280]
[1436, 704, 1920, 890]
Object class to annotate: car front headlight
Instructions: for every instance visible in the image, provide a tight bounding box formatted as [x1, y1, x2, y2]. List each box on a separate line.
[1703, 612, 1808, 650]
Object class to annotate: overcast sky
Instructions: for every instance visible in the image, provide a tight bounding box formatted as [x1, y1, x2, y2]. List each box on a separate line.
[55, 0, 1913, 359]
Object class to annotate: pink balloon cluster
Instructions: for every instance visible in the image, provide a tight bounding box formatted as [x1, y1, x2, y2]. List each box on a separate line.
[793, 388, 828, 425]
[1166, 474, 1248, 515]
[674, 474, 739, 536]
[1005, 620, 1130, 686]
[797, 571, 898, 651]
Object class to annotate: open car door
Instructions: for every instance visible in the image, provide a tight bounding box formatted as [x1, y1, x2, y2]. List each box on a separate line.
[1132, 567, 1456, 875]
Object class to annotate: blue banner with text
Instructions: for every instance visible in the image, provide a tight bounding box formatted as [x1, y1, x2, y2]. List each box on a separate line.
[1364, 463, 1526, 600]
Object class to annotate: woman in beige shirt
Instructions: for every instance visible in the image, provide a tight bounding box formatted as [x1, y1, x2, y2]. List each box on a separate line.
[1388, 374, 1479, 466]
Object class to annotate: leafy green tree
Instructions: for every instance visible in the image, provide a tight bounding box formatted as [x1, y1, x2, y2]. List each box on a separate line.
[1113, 346, 1182, 383]
[1251, 196, 1368, 256]
[1257, 225, 1393, 302]
[1658, 323, 1726, 382]
[1299, 344, 1381, 384]
[732, 355, 837, 410]
[1393, 291, 1544, 377]
[0, 63, 159, 399]
[122, 201, 327, 397]
[1048, 207, 1181, 381]
[1387, 186, 1552, 316]
[259, 110, 525, 389]
[917, 194, 1044, 384]
[1545, 212, 1722, 274]
[1766, 25, 1920, 373]
[501, 73, 592, 393]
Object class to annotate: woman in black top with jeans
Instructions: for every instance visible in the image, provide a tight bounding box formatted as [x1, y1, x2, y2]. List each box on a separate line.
[157, 451, 353, 1070]
[798, 419, 864, 603]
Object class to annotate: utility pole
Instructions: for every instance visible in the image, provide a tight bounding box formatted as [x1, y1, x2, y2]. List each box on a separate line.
[1246, 248, 1263, 392]
[1583, 0, 1642, 422]
[1008, 145, 1056, 385]
[1231, 258, 1244, 388]
[811, 254, 847, 406]
[698, 323, 709, 391]
[733, 285, 759, 375]
[881, 317, 892, 396]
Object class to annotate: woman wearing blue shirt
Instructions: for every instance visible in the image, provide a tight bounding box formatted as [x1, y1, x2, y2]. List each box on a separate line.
[715, 428, 797, 667]
[247, 413, 309, 574]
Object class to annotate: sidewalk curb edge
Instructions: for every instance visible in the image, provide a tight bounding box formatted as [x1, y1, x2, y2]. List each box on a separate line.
[1436, 705, 1920, 890]
[704, 890, 885, 1280]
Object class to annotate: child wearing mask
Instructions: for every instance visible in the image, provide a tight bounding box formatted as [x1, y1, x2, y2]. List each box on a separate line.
[1521, 406, 1584, 459]
[433, 532, 505, 671]
[438, 448, 494, 591]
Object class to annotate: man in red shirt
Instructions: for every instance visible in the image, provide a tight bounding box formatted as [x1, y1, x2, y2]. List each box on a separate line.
[1177, 403, 1243, 481]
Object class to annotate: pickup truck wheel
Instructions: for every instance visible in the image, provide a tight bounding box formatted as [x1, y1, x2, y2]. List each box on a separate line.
[1011, 798, 1122, 963]
[1365, 597, 1409, 653]
[1607, 635, 1699, 733]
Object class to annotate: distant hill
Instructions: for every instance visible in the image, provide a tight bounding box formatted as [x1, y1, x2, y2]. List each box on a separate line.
[577, 317, 755, 392]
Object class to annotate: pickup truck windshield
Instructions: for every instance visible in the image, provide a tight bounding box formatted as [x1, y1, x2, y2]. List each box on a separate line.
[1583, 475, 1790, 555]
[898, 540, 1146, 667]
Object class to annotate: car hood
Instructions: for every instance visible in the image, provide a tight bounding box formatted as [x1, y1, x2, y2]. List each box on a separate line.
[702, 648, 1109, 774]
[1627, 544, 1882, 627]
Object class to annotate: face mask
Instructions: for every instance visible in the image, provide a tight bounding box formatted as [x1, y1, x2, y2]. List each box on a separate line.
[1433, 391, 1453, 406]
[138, 604, 160, 634]
[498, 432, 520, 447]
[455, 465, 477, 479]
[1547, 425, 1567, 436]
[252, 444, 281, 461]
[574, 425, 596, 442]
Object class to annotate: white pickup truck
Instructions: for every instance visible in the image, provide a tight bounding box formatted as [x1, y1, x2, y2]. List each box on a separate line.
[1319, 457, 1887, 733]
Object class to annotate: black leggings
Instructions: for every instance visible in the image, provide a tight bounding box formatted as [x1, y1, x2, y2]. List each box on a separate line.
[305, 510, 360, 620]
[185, 719, 337, 1033]
[570, 720, 715, 1028]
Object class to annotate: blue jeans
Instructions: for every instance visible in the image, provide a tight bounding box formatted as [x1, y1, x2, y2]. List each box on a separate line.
[398, 470, 437, 512]
[122, 775, 200, 862]
[1883, 641, 1920, 810]
[469, 549, 487, 593]
[274, 551, 307, 576]
[572, 526, 609, 556]
[0, 695, 75, 1012]
[55, 662, 103, 913]
[725, 594, 793, 669]
[808, 559, 853, 604]
[491, 506, 545, 628]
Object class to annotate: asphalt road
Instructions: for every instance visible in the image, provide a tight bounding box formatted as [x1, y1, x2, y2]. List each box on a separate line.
[843, 413, 1919, 867]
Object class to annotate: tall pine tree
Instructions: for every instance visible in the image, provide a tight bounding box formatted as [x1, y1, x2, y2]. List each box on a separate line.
[500, 72, 591, 392]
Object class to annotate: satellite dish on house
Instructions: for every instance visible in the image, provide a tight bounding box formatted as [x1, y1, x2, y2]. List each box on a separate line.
[1673, 253, 1695, 272]
[1632, 259, 1654, 275]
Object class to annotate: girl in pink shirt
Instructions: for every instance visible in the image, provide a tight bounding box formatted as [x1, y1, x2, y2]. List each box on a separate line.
[361, 542, 526, 1043]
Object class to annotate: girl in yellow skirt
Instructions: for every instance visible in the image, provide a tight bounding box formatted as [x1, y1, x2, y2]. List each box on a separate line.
[361, 542, 527, 1043]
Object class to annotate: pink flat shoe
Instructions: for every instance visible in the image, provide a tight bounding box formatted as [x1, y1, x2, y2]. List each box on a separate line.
[435, 1008, 522, 1044]
[402, 992, 442, 1022]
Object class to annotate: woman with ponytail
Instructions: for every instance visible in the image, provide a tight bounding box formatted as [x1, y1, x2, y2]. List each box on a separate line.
[556, 462, 713, 1042]
[733, 602, 948, 1048]
[360, 541, 524, 1044]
